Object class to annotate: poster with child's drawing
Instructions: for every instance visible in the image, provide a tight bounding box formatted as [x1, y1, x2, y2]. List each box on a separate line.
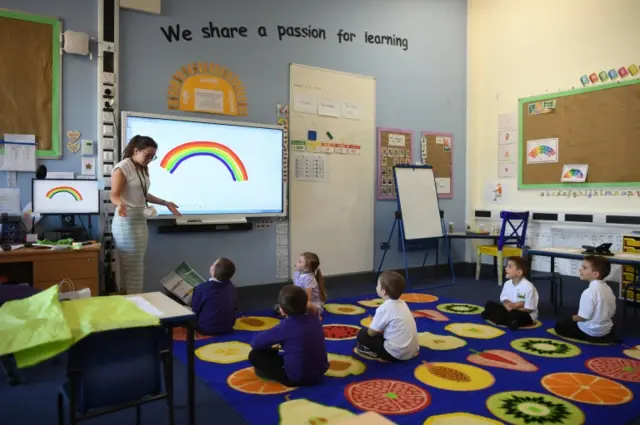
[498, 144, 516, 163]
[526, 138, 559, 164]
[498, 162, 517, 178]
[560, 164, 588, 183]
[498, 129, 517, 145]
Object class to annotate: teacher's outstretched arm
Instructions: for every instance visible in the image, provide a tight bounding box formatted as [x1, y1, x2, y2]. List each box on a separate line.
[147, 193, 182, 216]
[111, 168, 128, 217]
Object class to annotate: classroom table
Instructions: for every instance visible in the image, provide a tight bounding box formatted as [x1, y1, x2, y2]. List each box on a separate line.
[526, 247, 640, 320]
[126, 292, 197, 425]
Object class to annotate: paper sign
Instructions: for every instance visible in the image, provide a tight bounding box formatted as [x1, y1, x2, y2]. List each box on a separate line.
[294, 153, 326, 181]
[0, 134, 37, 172]
[498, 129, 516, 145]
[293, 93, 317, 114]
[305, 141, 322, 153]
[528, 100, 556, 115]
[194, 88, 224, 113]
[321, 142, 335, 153]
[435, 178, 451, 194]
[435, 136, 444, 145]
[291, 140, 307, 152]
[334, 143, 348, 154]
[317, 98, 340, 117]
[341, 101, 361, 120]
[498, 113, 517, 130]
[498, 162, 517, 178]
[0, 188, 20, 214]
[347, 144, 361, 155]
[388, 134, 406, 147]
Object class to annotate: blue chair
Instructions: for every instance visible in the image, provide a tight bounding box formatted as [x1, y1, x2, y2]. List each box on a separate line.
[57, 326, 174, 425]
[475, 211, 530, 285]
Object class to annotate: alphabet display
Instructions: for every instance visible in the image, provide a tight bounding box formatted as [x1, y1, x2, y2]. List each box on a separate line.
[161, 23, 409, 51]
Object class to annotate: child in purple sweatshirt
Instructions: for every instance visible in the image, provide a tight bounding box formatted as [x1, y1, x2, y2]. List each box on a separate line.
[249, 285, 328, 386]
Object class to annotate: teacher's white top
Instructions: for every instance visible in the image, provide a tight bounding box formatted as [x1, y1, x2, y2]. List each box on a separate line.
[113, 158, 150, 207]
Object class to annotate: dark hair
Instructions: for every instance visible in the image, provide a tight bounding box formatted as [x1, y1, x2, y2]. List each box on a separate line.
[378, 270, 405, 300]
[278, 284, 308, 316]
[302, 252, 327, 302]
[507, 256, 530, 276]
[584, 255, 611, 280]
[213, 257, 236, 281]
[123, 135, 158, 174]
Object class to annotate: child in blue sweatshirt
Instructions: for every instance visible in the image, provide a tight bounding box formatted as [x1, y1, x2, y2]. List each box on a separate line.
[191, 257, 236, 336]
[249, 285, 328, 386]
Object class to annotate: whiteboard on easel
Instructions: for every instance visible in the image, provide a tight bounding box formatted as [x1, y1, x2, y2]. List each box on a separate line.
[394, 165, 443, 240]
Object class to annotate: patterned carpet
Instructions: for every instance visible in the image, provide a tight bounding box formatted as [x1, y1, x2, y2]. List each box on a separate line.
[172, 290, 640, 425]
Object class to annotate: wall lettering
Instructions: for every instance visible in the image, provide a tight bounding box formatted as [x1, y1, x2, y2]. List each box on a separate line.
[160, 24, 409, 51]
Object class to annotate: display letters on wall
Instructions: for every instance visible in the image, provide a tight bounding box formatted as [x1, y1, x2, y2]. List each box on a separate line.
[167, 62, 248, 116]
[160, 23, 410, 51]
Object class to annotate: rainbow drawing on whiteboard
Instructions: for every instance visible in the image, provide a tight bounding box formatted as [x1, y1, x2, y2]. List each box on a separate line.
[526, 138, 558, 164]
[160, 141, 248, 181]
[528, 145, 556, 159]
[46, 186, 83, 201]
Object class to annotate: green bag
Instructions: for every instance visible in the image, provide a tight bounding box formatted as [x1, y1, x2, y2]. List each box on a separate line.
[0, 286, 161, 368]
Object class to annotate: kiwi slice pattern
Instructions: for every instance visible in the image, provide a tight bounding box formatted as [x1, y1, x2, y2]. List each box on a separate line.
[510, 338, 581, 359]
[487, 391, 585, 425]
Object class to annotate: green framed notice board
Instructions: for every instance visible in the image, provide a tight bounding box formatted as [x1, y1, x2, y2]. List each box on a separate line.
[0, 9, 62, 158]
[518, 78, 640, 189]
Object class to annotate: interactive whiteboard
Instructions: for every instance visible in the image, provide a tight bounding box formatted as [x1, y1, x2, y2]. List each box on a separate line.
[122, 112, 285, 219]
[32, 179, 100, 214]
[394, 165, 443, 240]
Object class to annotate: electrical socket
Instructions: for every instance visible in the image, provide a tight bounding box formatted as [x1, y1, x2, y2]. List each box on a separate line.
[102, 72, 115, 84]
[102, 42, 115, 53]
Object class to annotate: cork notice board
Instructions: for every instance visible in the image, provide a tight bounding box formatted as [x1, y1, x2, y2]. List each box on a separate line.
[377, 128, 412, 200]
[0, 10, 61, 158]
[519, 79, 640, 188]
[420, 131, 453, 198]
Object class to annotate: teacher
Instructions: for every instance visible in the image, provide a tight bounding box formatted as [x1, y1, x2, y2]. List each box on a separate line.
[110, 135, 181, 294]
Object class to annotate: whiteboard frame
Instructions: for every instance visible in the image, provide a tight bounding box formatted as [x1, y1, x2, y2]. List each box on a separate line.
[121, 110, 287, 220]
[393, 164, 445, 241]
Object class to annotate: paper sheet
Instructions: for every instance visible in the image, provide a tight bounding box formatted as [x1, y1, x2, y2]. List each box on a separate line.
[317, 98, 340, 117]
[0, 188, 20, 214]
[498, 113, 517, 130]
[0, 134, 37, 172]
[435, 177, 451, 194]
[341, 101, 361, 120]
[294, 153, 326, 181]
[126, 296, 164, 317]
[293, 93, 317, 114]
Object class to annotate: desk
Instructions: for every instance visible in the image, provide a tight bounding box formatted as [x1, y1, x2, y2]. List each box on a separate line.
[442, 233, 519, 282]
[127, 292, 197, 425]
[0, 244, 101, 295]
[526, 247, 640, 320]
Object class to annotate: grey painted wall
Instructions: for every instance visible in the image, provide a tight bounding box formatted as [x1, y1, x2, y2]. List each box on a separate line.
[1, 0, 467, 291]
[0, 0, 98, 233]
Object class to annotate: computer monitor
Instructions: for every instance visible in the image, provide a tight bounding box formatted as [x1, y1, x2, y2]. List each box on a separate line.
[32, 179, 100, 215]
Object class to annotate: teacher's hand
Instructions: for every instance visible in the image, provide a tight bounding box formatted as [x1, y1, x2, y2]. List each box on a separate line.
[166, 201, 181, 216]
[118, 204, 128, 217]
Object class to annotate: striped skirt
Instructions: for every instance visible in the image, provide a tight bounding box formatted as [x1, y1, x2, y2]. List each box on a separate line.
[112, 207, 148, 294]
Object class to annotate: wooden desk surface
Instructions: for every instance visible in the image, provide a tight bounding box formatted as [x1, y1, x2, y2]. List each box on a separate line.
[0, 243, 101, 262]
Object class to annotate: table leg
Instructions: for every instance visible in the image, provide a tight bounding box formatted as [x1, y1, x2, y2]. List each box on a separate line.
[186, 322, 195, 425]
[550, 257, 558, 315]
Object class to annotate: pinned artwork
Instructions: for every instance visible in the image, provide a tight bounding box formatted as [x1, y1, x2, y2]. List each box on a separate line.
[167, 62, 248, 116]
[66, 130, 81, 154]
[526, 138, 558, 164]
[498, 129, 516, 145]
[498, 143, 516, 162]
[528, 99, 556, 115]
[498, 162, 516, 178]
[560, 164, 588, 183]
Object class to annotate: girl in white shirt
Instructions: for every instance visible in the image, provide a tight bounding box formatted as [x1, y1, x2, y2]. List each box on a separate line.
[110, 136, 181, 294]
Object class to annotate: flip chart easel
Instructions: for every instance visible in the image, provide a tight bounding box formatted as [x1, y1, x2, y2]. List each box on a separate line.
[377, 165, 455, 287]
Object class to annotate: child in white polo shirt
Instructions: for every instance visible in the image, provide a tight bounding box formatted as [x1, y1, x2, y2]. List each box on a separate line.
[554, 256, 616, 343]
[482, 257, 539, 330]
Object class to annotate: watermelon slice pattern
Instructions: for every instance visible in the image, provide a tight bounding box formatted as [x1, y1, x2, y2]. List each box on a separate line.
[585, 357, 640, 383]
[344, 379, 431, 415]
[323, 324, 361, 341]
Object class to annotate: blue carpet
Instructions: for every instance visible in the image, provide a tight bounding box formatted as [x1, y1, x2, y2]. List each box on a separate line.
[173, 290, 640, 425]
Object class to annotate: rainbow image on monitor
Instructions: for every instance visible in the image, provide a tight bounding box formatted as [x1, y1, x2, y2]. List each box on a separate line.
[45, 186, 83, 201]
[160, 141, 248, 181]
[528, 145, 556, 159]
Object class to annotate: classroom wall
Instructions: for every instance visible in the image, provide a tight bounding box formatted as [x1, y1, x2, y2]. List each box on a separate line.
[119, 0, 468, 289]
[0, 0, 98, 233]
[466, 0, 640, 218]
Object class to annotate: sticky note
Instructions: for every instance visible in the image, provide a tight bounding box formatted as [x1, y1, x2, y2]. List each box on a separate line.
[608, 69, 618, 80]
[598, 71, 609, 82]
[307, 130, 317, 141]
[618, 67, 629, 78]
[589, 73, 598, 83]
[629, 64, 639, 76]
[580, 75, 590, 86]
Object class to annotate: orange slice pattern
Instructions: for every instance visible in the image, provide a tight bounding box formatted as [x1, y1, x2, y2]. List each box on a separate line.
[541, 372, 633, 405]
[227, 367, 295, 395]
[400, 293, 439, 303]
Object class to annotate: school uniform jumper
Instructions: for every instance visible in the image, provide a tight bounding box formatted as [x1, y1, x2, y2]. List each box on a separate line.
[483, 278, 539, 328]
[554, 280, 616, 342]
[357, 298, 419, 362]
[249, 314, 328, 386]
[111, 159, 150, 294]
[191, 278, 236, 335]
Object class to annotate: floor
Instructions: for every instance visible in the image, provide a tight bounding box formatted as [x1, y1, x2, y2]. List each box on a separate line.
[2, 264, 640, 425]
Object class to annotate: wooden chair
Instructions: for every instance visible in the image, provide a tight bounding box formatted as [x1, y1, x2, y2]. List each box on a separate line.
[475, 211, 530, 285]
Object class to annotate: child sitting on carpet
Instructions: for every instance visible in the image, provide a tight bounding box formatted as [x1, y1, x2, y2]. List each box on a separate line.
[191, 257, 237, 336]
[276, 252, 327, 318]
[482, 256, 539, 330]
[250, 285, 328, 386]
[355, 271, 419, 361]
[554, 256, 616, 343]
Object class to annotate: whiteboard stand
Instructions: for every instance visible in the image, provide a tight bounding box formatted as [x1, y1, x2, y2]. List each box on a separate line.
[376, 165, 455, 288]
